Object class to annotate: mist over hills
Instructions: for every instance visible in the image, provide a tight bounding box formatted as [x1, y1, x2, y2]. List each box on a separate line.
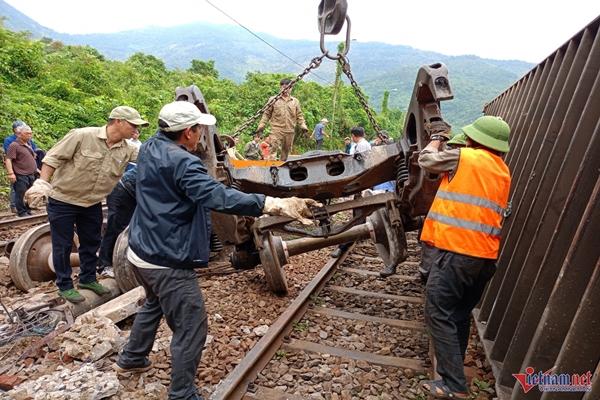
[0, 0, 533, 127]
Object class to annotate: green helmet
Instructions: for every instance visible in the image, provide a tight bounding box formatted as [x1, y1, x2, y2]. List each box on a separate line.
[461, 115, 510, 153]
[447, 132, 467, 146]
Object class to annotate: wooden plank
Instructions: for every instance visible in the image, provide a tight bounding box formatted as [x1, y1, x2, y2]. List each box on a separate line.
[340, 267, 416, 281]
[308, 306, 426, 332]
[283, 339, 425, 372]
[243, 386, 306, 400]
[79, 286, 145, 323]
[328, 285, 424, 304]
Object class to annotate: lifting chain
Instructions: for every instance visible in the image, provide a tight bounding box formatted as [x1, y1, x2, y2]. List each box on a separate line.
[231, 54, 327, 138]
[337, 54, 387, 141]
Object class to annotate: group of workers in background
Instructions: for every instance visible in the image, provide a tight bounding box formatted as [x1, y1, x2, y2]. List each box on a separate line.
[2, 73, 511, 400]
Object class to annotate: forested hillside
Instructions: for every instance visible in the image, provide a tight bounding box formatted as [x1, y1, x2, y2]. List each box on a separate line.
[0, 23, 403, 155]
[0, 0, 533, 127]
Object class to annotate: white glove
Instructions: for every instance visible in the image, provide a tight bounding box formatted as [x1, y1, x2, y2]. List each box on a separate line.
[263, 196, 322, 225]
[24, 179, 53, 209]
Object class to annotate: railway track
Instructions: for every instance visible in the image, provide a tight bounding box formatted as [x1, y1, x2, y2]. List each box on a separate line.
[212, 233, 429, 400]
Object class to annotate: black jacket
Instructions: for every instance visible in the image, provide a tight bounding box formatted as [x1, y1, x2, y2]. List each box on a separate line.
[129, 132, 265, 269]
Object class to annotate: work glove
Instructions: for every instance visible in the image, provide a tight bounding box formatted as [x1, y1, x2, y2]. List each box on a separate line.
[426, 121, 452, 140]
[263, 196, 322, 225]
[24, 179, 52, 209]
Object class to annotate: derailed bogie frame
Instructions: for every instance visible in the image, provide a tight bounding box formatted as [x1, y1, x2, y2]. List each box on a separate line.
[10, 64, 453, 297]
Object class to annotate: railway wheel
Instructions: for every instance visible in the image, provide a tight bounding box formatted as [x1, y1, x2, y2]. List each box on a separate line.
[367, 208, 407, 268]
[258, 232, 289, 295]
[112, 227, 141, 293]
[9, 223, 79, 292]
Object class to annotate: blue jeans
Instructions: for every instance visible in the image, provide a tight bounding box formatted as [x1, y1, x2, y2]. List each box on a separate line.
[316, 139, 324, 150]
[98, 183, 136, 268]
[47, 198, 103, 291]
[119, 267, 207, 400]
[424, 248, 496, 392]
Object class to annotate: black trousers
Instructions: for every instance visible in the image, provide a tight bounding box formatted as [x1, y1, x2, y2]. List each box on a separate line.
[119, 267, 208, 400]
[13, 174, 35, 216]
[424, 247, 496, 392]
[47, 198, 103, 291]
[98, 184, 136, 268]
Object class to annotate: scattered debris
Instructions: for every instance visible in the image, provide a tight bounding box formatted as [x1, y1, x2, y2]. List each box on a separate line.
[54, 313, 125, 362]
[3, 364, 119, 400]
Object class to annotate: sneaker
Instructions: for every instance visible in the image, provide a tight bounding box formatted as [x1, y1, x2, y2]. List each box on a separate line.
[78, 281, 111, 295]
[99, 266, 115, 278]
[379, 264, 397, 278]
[114, 359, 152, 374]
[59, 288, 85, 304]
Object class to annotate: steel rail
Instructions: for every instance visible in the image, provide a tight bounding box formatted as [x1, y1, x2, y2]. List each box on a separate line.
[210, 244, 355, 400]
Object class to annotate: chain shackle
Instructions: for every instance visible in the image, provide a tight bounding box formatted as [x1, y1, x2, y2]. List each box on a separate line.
[337, 55, 385, 137]
[231, 54, 327, 138]
[320, 16, 352, 61]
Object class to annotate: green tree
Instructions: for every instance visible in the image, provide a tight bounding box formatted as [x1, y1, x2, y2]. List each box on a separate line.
[189, 59, 219, 79]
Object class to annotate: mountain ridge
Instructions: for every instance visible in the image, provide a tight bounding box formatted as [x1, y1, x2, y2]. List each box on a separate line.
[0, 0, 533, 126]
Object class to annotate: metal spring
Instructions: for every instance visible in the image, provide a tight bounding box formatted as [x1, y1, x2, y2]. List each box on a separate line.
[210, 233, 224, 252]
[396, 156, 409, 185]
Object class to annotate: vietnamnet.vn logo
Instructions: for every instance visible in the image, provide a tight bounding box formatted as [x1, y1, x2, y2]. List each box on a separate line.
[513, 367, 592, 393]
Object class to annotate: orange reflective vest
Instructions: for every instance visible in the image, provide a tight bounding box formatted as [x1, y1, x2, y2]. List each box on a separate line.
[420, 148, 511, 259]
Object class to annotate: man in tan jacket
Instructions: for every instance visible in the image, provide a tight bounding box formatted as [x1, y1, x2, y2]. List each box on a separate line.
[256, 78, 308, 161]
[25, 106, 148, 303]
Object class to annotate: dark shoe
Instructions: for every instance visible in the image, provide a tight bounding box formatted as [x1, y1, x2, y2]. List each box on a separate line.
[330, 248, 343, 258]
[10, 206, 17, 214]
[379, 264, 397, 278]
[59, 288, 85, 304]
[421, 380, 469, 399]
[114, 358, 152, 374]
[78, 281, 110, 295]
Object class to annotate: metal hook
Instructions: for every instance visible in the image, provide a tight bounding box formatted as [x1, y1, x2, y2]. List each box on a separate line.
[320, 15, 351, 60]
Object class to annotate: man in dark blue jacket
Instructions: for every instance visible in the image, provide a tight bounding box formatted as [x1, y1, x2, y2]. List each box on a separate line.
[116, 101, 319, 400]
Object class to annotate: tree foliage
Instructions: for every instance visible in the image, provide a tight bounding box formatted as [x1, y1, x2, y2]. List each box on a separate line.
[0, 22, 405, 158]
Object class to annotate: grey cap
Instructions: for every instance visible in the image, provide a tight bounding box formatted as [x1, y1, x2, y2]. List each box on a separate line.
[109, 106, 149, 127]
[158, 101, 216, 132]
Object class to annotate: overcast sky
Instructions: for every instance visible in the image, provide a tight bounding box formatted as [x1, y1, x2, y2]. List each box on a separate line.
[5, 0, 600, 62]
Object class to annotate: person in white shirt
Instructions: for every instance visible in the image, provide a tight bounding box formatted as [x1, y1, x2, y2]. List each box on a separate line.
[349, 126, 371, 154]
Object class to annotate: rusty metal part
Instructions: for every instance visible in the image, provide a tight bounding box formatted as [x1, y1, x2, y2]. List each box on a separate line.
[228, 145, 401, 200]
[255, 193, 406, 294]
[253, 192, 395, 237]
[210, 244, 354, 400]
[112, 228, 139, 293]
[258, 233, 289, 295]
[8, 223, 80, 292]
[398, 63, 453, 218]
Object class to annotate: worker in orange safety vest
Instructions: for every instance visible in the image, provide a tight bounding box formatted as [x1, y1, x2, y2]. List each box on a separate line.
[418, 116, 511, 399]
